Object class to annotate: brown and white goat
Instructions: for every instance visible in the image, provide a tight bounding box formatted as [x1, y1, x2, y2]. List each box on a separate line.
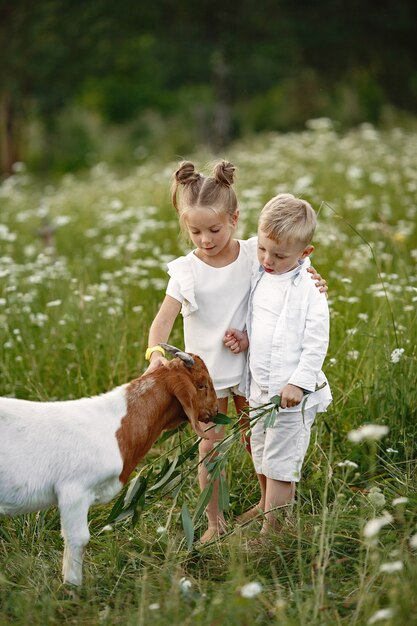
[0, 345, 217, 586]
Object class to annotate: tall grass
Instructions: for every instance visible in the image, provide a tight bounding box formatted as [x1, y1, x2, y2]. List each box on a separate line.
[1, 119, 416, 624]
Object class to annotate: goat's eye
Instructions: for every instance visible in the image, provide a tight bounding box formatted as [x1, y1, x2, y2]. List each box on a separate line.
[198, 384, 207, 390]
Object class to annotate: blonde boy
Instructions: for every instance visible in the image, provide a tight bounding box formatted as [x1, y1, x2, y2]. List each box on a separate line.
[224, 193, 332, 533]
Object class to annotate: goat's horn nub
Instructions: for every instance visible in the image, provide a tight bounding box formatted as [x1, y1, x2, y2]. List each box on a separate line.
[159, 343, 194, 368]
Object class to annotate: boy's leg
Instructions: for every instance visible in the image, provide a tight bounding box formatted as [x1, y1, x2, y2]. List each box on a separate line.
[198, 396, 228, 543]
[236, 472, 266, 524]
[261, 478, 294, 533]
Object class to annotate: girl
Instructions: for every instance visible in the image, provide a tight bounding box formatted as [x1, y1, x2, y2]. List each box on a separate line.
[145, 160, 326, 542]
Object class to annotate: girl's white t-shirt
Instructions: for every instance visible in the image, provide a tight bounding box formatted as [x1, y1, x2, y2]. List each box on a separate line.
[165, 238, 257, 391]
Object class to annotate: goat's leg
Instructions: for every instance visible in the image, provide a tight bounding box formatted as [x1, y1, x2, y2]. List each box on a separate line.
[58, 489, 91, 586]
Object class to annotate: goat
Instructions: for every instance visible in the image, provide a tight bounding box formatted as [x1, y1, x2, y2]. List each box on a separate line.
[0, 345, 217, 586]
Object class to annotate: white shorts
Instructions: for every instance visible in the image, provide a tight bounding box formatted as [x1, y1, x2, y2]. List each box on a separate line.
[216, 384, 245, 400]
[250, 405, 318, 482]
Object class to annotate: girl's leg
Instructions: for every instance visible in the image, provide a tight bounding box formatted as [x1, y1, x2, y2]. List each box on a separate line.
[233, 394, 266, 524]
[198, 396, 228, 543]
[233, 394, 251, 454]
[261, 478, 294, 533]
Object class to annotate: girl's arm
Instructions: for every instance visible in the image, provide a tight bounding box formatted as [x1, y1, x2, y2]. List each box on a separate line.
[145, 295, 182, 372]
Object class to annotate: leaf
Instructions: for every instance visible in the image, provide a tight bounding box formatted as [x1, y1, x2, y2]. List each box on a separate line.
[148, 457, 179, 492]
[264, 407, 278, 429]
[124, 475, 147, 508]
[177, 439, 199, 464]
[300, 395, 309, 426]
[218, 474, 230, 510]
[112, 506, 136, 524]
[131, 491, 146, 527]
[106, 487, 129, 524]
[193, 484, 214, 522]
[269, 395, 281, 406]
[213, 413, 232, 425]
[156, 423, 186, 444]
[181, 503, 194, 550]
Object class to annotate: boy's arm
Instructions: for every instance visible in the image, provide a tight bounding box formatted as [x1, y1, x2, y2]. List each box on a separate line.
[287, 291, 330, 392]
[223, 328, 249, 354]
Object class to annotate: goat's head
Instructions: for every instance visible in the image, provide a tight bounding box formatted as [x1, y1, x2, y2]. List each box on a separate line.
[160, 344, 218, 439]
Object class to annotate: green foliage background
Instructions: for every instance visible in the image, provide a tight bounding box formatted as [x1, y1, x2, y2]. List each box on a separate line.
[1, 0, 417, 174]
[0, 122, 417, 624]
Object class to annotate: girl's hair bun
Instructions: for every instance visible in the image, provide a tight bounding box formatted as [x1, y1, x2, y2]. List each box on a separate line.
[213, 160, 236, 187]
[175, 161, 201, 185]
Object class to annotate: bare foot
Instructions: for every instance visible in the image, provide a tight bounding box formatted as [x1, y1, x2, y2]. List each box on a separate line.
[200, 519, 227, 543]
[236, 505, 264, 525]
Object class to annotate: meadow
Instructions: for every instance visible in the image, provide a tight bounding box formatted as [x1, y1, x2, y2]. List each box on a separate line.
[1, 118, 417, 625]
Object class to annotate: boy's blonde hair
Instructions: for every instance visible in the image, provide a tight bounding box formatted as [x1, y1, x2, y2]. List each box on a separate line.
[171, 160, 238, 233]
[259, 193, 316, 246]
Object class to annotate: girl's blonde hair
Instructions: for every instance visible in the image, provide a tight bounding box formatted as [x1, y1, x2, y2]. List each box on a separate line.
[171, 160, 238, 232]
[259, 193, 316, 246]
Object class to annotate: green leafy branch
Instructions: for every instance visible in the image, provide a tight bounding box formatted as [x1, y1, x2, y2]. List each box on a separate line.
[105, 395, 283, 545]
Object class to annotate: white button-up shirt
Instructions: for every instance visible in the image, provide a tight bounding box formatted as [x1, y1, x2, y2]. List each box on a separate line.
[244, 261, 332, 412]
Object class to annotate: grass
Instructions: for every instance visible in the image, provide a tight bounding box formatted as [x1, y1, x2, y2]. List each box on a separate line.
[1, 118, 417, 624]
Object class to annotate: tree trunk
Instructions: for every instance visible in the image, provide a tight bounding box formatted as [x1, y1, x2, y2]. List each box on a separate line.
[211, 50, 232, 151]
[0, 92, 18, 177]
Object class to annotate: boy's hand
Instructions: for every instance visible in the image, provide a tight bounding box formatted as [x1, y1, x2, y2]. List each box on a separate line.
[223, 328, 249, 353]
[308, 266, 328, 295]
[280, 384, 304, 408]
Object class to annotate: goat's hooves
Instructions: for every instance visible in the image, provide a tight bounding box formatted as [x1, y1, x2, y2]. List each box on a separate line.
[58, 583, 81, 601]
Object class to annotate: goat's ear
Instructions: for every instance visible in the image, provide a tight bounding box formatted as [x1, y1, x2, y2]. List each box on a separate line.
[170, 376, 209, 440]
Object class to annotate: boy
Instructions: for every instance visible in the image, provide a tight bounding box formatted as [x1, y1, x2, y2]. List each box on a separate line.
[224, 193, 332, 533]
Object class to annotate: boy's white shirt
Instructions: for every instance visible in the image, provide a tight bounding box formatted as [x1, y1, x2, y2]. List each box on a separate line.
[243, 258, 332, 413]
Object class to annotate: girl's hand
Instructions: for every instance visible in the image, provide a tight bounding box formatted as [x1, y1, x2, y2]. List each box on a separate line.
[223, 328, 249, 353]
[308, 266, 328, 294]
[280, 384, 303, 409]
[144, 355, 169, 374]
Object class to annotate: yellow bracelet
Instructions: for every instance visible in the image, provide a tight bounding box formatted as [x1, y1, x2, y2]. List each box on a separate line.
[145, 345, 166, 361]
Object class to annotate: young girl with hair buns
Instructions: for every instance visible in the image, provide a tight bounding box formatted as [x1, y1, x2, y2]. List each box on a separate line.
[145, 160, 326, 542]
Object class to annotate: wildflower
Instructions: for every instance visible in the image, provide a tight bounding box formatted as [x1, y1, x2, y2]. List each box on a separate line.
[358, 313, 369, 322]
[179, 577, 192, 594]
[102, 524, 113, 532]
[347, 328, 358, 336]
[240, 581, 263, 598]
[363, 512, 393, 538]
[347, 350, 360, 360]
[368, 487, 386, 509]
[368, 608, 394, 624]
[348, 424, 389, 443]
[379, 561, 403, 573]
[392, 497, 408, 506]
[386, 448, 398, 454]
[390, 348, 404, 363]
[337, 460, 359, 468]
[149, 603, 160, 611]
[46, 299, 62, 307]
[156, 526, 166, 534]
[409, 534, 417, 550]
